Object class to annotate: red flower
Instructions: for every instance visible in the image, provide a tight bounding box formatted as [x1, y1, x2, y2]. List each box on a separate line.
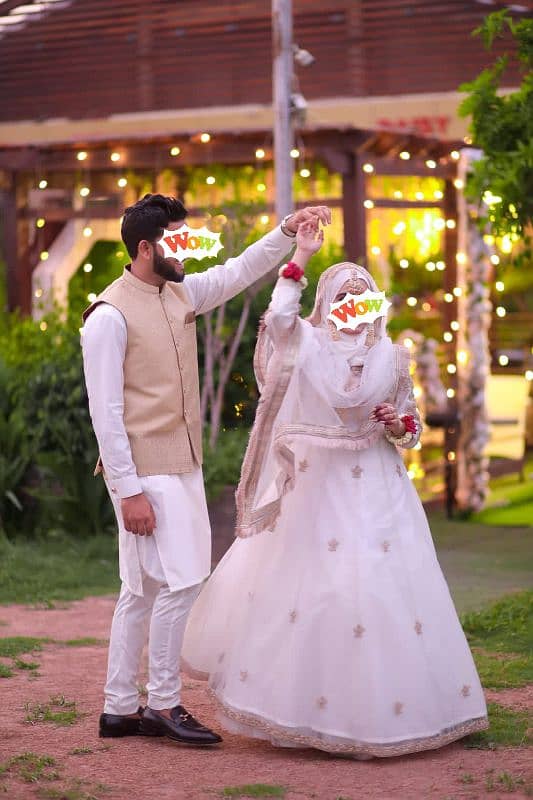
[281, 262, 304, 281]
[401, 414, 417, 434]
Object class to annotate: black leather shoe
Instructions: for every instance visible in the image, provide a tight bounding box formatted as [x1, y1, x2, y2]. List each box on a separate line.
[99, 706, 161, 738]
[139, 704, 223, 745]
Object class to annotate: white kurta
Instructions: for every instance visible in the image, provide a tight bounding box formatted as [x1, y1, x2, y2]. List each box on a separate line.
[81, 225, 294, 597]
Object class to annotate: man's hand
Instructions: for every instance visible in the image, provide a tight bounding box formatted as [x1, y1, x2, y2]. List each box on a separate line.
[370, 403, 405, 436]
[284, 206, 331, 233]
[121, 493, 156, 536]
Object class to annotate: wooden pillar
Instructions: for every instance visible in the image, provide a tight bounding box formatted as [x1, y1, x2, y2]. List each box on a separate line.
[342, 153, 367, 265]
[0, 174, 19, 312]
[443, 177, 459, 517]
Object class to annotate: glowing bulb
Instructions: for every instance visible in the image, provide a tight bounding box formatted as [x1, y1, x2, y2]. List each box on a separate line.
[525, 370, 533, 381]
[87, 292, 97, 303]
[79, 186, 90, 197]
[34, 288, 43, 298]
[500, 235, 513, 254]
[499, 354, 509, 366]
[393, 222, 406, 235]
[40, 251, 49, 261]
[393, 190, 403, 199]
[447, 388, 455, 398]
[77, 150, 88, 161]
[490, 254, 500, 265]
[83, 226, 93, 237]
[371, 246, 381, 256]
[83, 263, 93, 273]
[454, 178, 464, 190]
[255, 148, 265, 159]
[406, 296, 417, 307]
[200, 133, 211, 143]
[39, 321, 48, 332]
[444, 293, 453, 303]
[39, 179, 48, 189]
[425, 261, 435, 271]
[399, 259, 409, 269]
[36, 218, 45, 228]
[362, 163, 374, 173]
[413, 386, 422, 398]
[450, 320, 460, 331]
[434, 218, 445, 230]
[447, 363, 457, 374]
[290, 148, 300, 158]
[110, 152, 121, 162]
[299, 168, 311, 178]
[457, 350, 468, 365]
[260, 214, 269, 224]
[450, 150, 460, 160]
[170, 146, 181, 156]
[447, 451, 456, 462]
[434, 190, 444, 200]
[399, 151, 410, 160]
[364, 200, 374, 209]
[415, 191, 424, 201]
[446, 219, 456, 229]
[436, 261, 445, 270]
[422, 302, 431, 311]
[206, 176, 216, 185]
[117, 177, 128, 188]
[496, 306, 506, 318]
[404, 337, 414, 349]
[443, 332, 453, 343]
[425, 159, 436, 169]
[495, 281, 505, 292]
[256, 183, 266, 192]
[453, 287, 463, 297]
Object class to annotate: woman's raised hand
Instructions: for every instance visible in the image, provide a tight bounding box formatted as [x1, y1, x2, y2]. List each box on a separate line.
[295, 220, 324, 255]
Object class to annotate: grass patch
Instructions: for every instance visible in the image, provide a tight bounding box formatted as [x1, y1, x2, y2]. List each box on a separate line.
[222, 786, 286, 798]
[37, 782, 110, 800]
[462, 591, 532, 656]
[471, 460, 533, 528]
[0, 636, 47, 658]
[61, 638, 107, 647]
[472, 648, 533, 689]
[0, 752, 59, 783]
[0, 663, 13, 678]
[24, 695, 84, 727]
[0, 534, 119, 605]
[485, 769, 532, 793]
[69, 747, 93, 756]
[464, 703, 532, 749]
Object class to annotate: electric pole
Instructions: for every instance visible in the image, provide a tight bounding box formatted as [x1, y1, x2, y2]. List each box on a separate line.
[272, 0, 294, 222]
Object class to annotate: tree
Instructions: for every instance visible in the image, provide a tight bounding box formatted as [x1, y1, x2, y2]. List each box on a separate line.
[459, 10, 533, 266]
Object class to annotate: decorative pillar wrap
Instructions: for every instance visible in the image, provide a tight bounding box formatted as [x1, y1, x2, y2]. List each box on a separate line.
[456, 148, 492, 512]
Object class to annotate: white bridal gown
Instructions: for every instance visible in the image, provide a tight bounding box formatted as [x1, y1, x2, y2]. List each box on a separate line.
[182, 273, 488, 758]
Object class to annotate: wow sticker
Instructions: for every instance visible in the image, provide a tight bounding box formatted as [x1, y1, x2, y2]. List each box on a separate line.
[327, 290, 391, 330]
[158, 224, 224, 261]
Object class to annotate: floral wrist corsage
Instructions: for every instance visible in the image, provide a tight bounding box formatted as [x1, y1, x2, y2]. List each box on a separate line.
[278, 261, 308, 288]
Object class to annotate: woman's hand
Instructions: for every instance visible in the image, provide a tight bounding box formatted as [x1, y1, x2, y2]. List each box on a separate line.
[293, 219, 324, 264]
[370, 403, 405, 436]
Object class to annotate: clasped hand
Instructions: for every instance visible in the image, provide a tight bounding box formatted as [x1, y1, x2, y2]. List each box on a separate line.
[371, 403, 405, 436]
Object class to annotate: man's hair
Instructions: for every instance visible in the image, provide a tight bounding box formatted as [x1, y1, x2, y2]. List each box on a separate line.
[121, 194, 187, 259]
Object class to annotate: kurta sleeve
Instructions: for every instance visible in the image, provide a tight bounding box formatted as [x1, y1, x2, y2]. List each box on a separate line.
[263, 274, 304, 346]
[183, 226, 294, 315]
[386, 346, 422, 449]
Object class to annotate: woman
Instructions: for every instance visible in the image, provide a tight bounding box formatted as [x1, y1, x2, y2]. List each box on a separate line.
[182, 222, 488, 758]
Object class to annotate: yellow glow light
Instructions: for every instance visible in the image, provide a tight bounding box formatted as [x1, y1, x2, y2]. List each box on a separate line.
[79, 186, 90, 197]
[422, 302, 431, 311]
[436, 261, 445, 270]
[484, 234, 495, 245]
[434, 190, 444, 200]
[393, 190, 403, 199]
[200, 133, 211, 143]
[83, 226, 93, 237]
[454, 178, 464, 190]
[499, 354, 509, 366]
[447, 388, 455, 398]
[415, 191, 424, 201]
[257, 183, 266, 192]
[290, 148, 300, 158]
[406, 296, 417, 307]
[393, 222, 406, 235]
[110, 152, 121, 162]
[450, 150, 460, 160]
[260, 214, 269, 224]
[77, 150, 88, 161]
[87, 293, 97, 303]
[495, 281, 505, 292]
[364, 200, 374, 209]
[450, 320, 460, 331]
[490, 254, 500, 265]
[413, 386, 422, 398]
[399, 259, 409, 269]
[206, 176, 216, 185]
[399, 151, 410, 160]
[425, 159, 436, 169]
[496, 306, 506, 318]
[40, 251, 49, 261]
[425, 261, 435, 271]
[444, 293, 454, 303]
[362, 163, 374, 173]
[300, 168, 311, 178]
[117, 177, 128, 188]
[83, 263, 93, 273]
[404, 337, 414, 349]
[446, 219, 456, 229]
[170, 146, 181, 156]
[255, 148, 265, 159]
[443, 332, 453, 343]
[39, 321, 48, 332]
[457, 350, 468, 365]
[447, 364, 457, 374]
[371, 246, 381, 256]
[38, 179, 48, 189]
[34, 288, 43, 298]
[36, 218, 45, 228]
[500, 235, 513, 254]
[434, 218, 445, 231]
[447, 451, 456, 461]
[453, 286, 463, 297]
[525, 370, 533, 381]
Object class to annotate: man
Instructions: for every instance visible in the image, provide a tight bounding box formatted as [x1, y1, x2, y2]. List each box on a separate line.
[82, 193, 331, 746]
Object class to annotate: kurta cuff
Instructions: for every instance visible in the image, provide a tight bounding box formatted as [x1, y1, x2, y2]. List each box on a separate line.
[109, 474, 143, 499]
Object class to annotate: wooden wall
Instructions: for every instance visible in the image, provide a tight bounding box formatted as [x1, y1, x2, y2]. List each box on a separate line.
[0, 0, 525, 123]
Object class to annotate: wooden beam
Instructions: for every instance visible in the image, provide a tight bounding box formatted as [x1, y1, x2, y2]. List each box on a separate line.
[342, 153, 366, 265]
[0, 177, 19, 311]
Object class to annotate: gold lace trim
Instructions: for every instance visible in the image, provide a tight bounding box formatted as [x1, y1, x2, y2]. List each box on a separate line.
[208, 688, 488, 757]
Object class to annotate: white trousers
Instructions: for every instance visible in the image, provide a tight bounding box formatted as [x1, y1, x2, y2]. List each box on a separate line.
[104, 575, 201, 715]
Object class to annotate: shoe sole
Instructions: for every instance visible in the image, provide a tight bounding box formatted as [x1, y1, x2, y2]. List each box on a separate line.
[99, 730, 162, 738]
[139, 722, 221, 746]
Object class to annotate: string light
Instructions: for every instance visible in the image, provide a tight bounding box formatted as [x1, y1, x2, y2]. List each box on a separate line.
[36, 218, 45, 228]
[500, 235, 513, 254]
[393, 222, 406, 235]
[453, 178, 464, 190]
[40, 251, 49, 261]
[399, 151, 410, 160]
[117, 177, 128, 188]
[490, 254, 500, 265]
[425, 159, 436, 169]
[371, 246, 381, 256]
[447, 364, 457, 374]
[425, 261, 435, 271]
[450, 150, 460, 160]
[436, 261, 445, 270]
[496, 306, 506, 318]
[447, 451, 456, 462]
[77, 151, 88, 161]
[447, 388, 455, 398]
[200, 133, 211, 143]
[453, 286, 463, 297]
[444, 293, 453, 303]
[290, 148, 300, 158]
[499, 354, 509, 366]
[483, 190, 502, 205]
[362, 163, 374, 173]
[399, 259, 409, 269]
[393, 190, 403, 199]
[34, 288, 43, 298]
[87, 292, 97, 303]
[434, 190, 444, 200]
[206, 176, 216, 185]
[83, 263, 93, 273]
[256, 183, 266, 192]
[299, 168, 311, 178]
[443, 332, 453, 342]
[434, 218, 445, 231]
[495, 281, 505, 292]
[406, 296, 417, 307]
[446, 219, 456, 229]
[110, 152, 121, 162]
[450, 320, 460, 331]
[83, 226, 93, 237]
[170, 146, 181, 156]
[404, 337, 414, 349]
[255, 148, 265, 159]
[422, 302, 431, 311]
[39, 321, 48, 332]
[79, 186, 90, 197]
[457, 350, 468, 365]
[364, 200, 374, 209]
[526, 370, 533, 381]
[38, 179, 48, 189]
[415, 191, 424, 201]
[464, 136, 472, 145]
[413, 386, 422, 398]
[260, 214, 269, 224]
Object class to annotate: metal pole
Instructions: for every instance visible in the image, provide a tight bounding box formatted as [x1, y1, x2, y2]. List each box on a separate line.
[272, 0, 294, 222]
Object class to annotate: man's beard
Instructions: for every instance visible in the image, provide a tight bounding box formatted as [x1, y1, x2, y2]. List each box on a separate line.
[153, 252, 184, 283]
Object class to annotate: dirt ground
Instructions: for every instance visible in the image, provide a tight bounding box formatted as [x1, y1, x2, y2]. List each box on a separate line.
[0, 596, 531, 800]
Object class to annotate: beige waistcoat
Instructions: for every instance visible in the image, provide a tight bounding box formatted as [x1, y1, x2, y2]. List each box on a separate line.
[83, 268, 202, 476]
